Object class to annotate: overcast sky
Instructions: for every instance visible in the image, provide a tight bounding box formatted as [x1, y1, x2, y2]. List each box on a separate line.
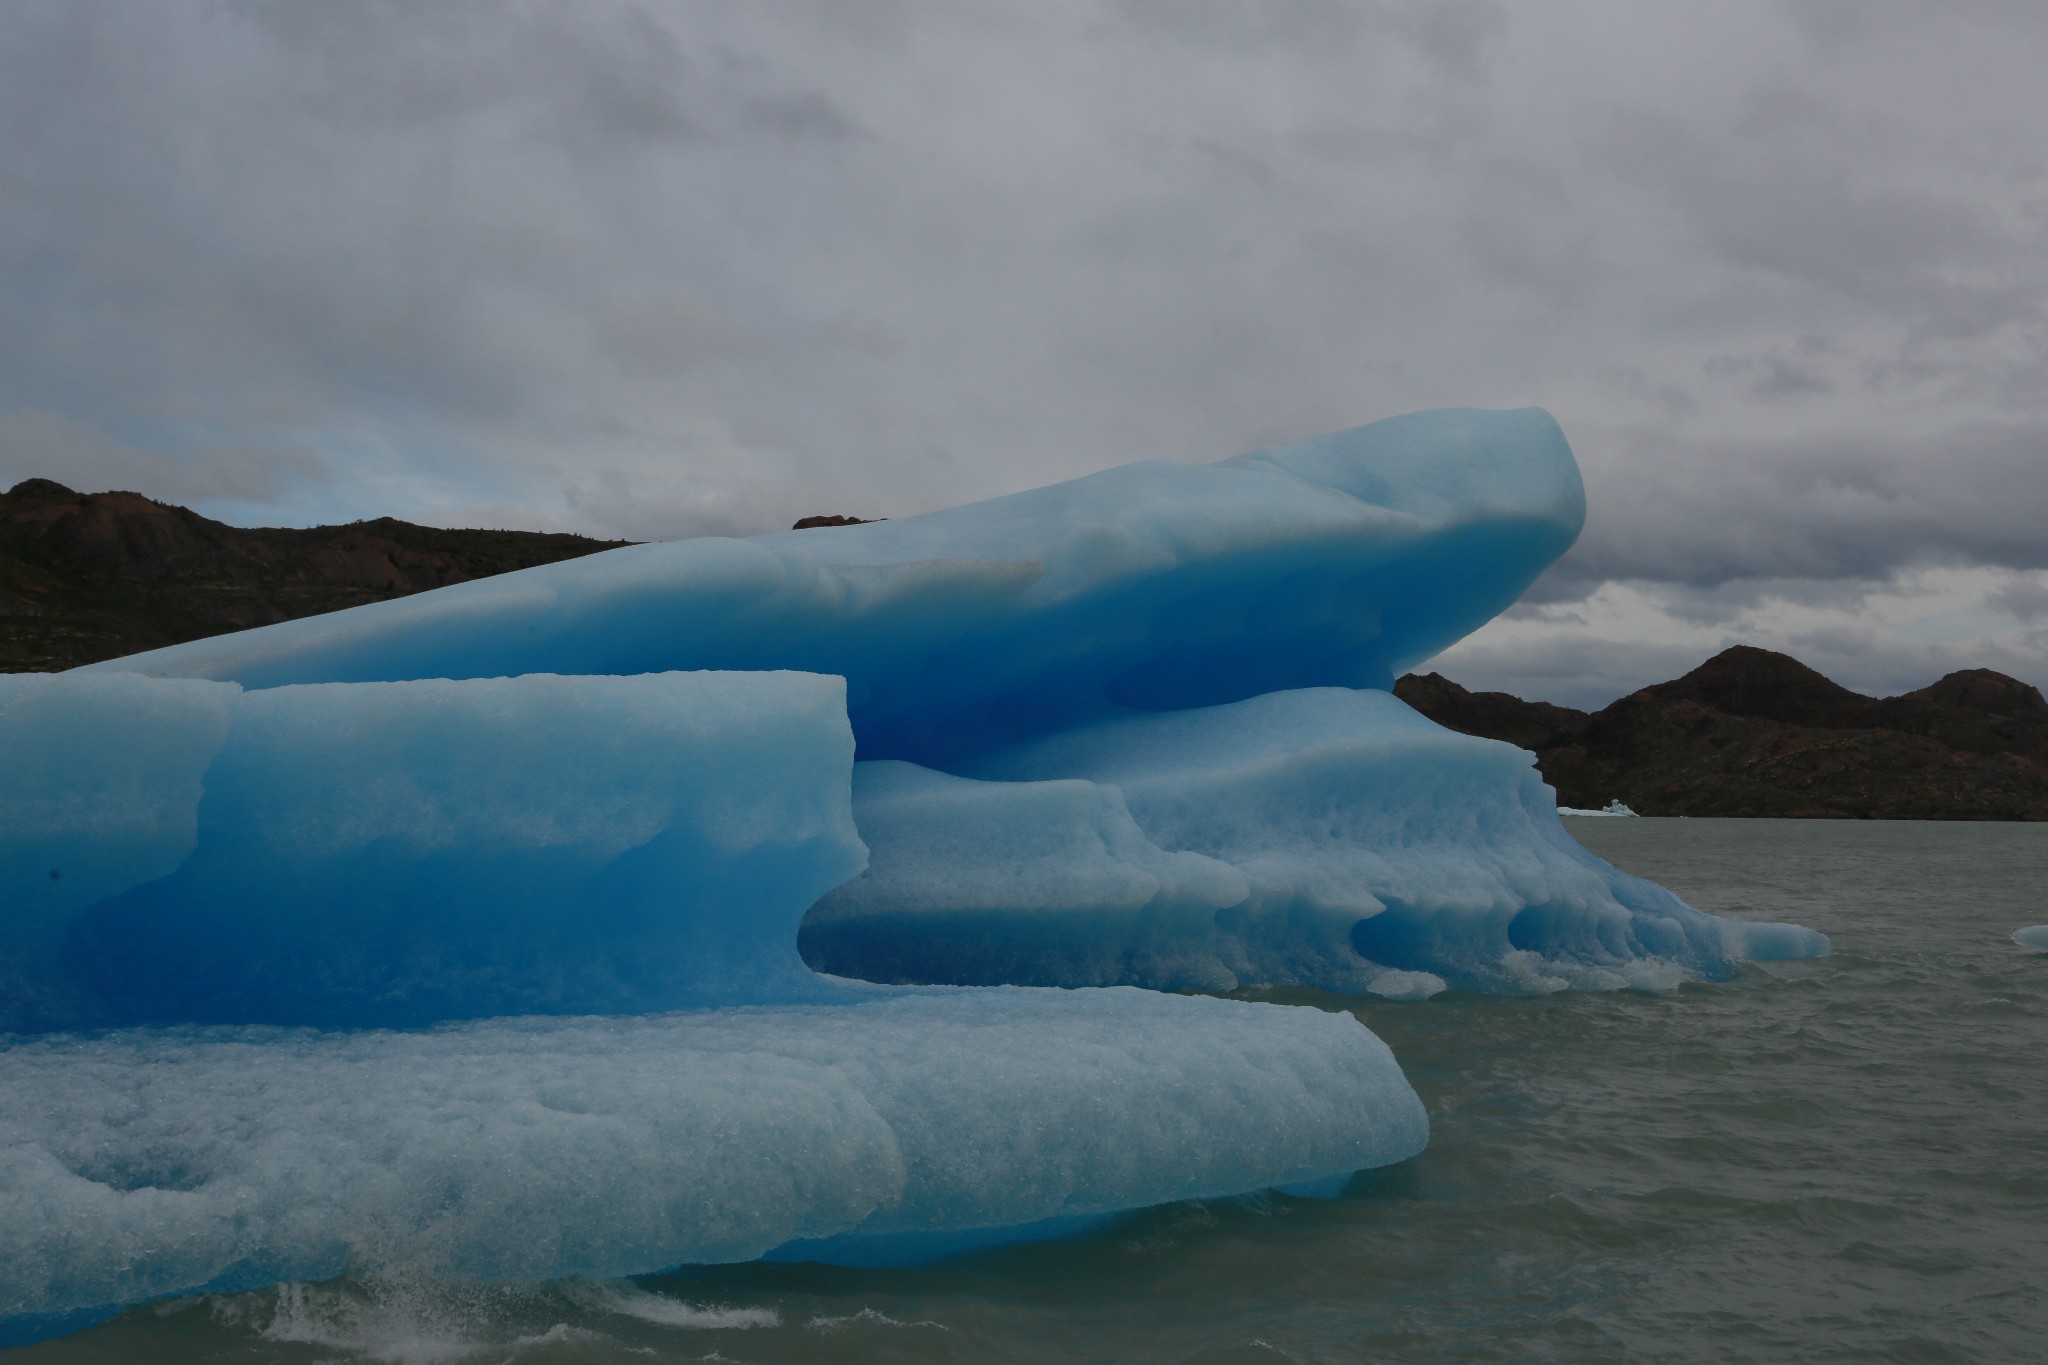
[3, 0, 2045, 706]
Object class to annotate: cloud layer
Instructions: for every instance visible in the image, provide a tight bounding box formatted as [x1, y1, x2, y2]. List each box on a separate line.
[3, 1, 2044, 699]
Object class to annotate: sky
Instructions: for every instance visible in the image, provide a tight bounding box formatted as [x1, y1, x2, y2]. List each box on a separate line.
[2, 0, 2045, 708]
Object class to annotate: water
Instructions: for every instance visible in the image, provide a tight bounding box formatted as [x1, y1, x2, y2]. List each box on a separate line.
[15, 820, 2047, 1364]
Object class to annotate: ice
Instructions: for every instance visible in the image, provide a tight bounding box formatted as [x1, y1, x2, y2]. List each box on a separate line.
[0, 989, 1425, 1343]
[2015, 926, 2048, 950]
[81, 408, 1583, 768]
[805, 688, 1826, 996]
[4, 406, 1822, 1343]
[3, 670, 866, 1031]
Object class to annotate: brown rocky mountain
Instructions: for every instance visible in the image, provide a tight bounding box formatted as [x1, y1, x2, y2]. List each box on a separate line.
[1397, 645, 2048, 820]
[13, 482, 2043, 821]
[1, 478, 631, 672]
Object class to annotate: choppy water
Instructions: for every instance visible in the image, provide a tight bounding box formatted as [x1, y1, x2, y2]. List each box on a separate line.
[16, 819, 2047, 1364]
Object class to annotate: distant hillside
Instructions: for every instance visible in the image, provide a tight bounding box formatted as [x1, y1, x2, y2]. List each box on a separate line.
[1, 478, 632, 671]
[1397, 646, 2048, 820]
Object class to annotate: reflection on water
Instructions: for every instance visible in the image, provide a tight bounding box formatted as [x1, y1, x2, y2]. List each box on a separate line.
[17, 820, 2048, 1364]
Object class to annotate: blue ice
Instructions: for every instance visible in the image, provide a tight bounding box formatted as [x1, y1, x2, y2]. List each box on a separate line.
[1, 669, 864, 1032]
[0, 670, 1425, 1342]
[0, 990, 1425, 1344]
[805, 687, 1823, 997]
[82, 407, 1585, 768]
[2015, 926, 2048, 950]
[3, 406, 1825, 1343]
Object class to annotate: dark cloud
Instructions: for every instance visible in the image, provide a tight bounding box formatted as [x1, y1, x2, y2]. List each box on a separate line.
[1529, 420, 2048, 600]
[0, 1, 2043, 698]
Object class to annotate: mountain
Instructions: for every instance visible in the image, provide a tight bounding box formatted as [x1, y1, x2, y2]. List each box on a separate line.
[11, 481, 2042, 820]
[1396, 645, 2048, 820]
[1, 478, 632, 672]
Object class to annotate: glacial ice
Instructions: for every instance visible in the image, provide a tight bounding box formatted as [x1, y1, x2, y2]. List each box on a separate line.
[3, 669, 866, 1032]
[2015, 926, 2048, 950]
[81, 407, 1585, 768]
[804, 688, 1823, 996]
[2, 405, 1828, 1344]
[0, 989, 1426, 1344]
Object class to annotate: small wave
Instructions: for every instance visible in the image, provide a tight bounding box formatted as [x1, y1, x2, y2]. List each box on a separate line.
[808, 1306, 949, 1331]
[574, 1283, 779, 1331]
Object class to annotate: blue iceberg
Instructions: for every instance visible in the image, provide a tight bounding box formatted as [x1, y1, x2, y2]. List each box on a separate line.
[2, 669, 864, 1033]
[2015, 926, 2048, 950]
[1, 406, 1824, 1343]
[82, 407, 1587, 767]
[0, 668, 1425, 1343]
[807, 687, 1819, 997]
[0, 990, 1423, 1345]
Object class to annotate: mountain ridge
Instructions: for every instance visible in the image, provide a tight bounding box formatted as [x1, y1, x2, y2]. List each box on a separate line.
[10, 480, 2042, 818]
[1396, 645, 2048, 820]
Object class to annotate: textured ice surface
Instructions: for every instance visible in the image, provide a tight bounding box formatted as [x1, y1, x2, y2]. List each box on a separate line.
[5, 406, 1820, 1342]
[805, 689, 1826, 995]
[2015, 926, 2048, 950]
[0, 989, 1425, 1344]
[82, 408, 1583, 768]
[2, 670, 865, 1031]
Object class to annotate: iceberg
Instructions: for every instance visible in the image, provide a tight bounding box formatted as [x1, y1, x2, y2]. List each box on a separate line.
[80, 408, 1585, 768]
[0, 990, 1425, 1344]
[1, 405, 1826, 1343]
[2, 669, 864, 1032]
[0, 669, 1425, 1343]
[2015, 926, 2048, 950]
[805, 688, 1819, 996]
[60, 406, 1819, 987]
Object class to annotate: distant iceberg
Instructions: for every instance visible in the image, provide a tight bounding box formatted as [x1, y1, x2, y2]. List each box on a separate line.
[2015, 926, 2048, 950]
[1559, 800, 1639, 818]
[2, 407, 1824, 1344]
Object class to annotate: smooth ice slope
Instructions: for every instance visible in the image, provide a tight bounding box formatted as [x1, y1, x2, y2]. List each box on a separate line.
[0, 990, 1427, 1345]
[1, 670, 866, 1031]
[805, 689, 1827, 995]
[81, 408, 1583, 767]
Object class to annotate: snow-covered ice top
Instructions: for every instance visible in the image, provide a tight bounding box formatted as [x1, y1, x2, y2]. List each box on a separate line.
[83, 407, 1583, 766]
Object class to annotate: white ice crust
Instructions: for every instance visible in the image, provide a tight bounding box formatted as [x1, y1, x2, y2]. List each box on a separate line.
[0, 990, 1426, 1337]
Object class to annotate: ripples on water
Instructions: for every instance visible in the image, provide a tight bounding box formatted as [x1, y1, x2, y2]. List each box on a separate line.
[19, 820, 2047, 1364]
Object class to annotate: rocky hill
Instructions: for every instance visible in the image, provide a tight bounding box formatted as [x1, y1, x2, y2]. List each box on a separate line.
[13, 480, 2043, 820]
[1, 478, 632, 672]
[1397, 646, 2048, 820]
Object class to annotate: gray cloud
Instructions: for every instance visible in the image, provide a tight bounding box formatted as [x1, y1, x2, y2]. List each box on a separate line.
[1, 1, 2044, 697]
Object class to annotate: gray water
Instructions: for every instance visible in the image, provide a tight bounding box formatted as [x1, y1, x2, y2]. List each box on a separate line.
[17, 820, 2048, 1364]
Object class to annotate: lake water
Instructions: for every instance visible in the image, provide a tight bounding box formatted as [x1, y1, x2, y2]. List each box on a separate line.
[16, 819, 2047, 1364]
